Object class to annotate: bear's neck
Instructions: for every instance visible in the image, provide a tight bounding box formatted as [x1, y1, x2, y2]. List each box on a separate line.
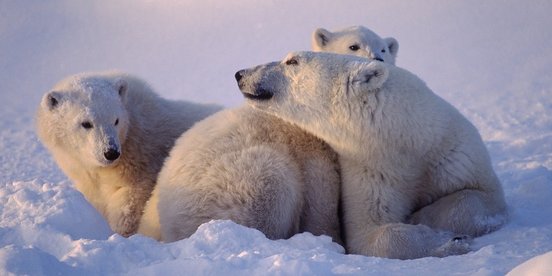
[324, 131, 376, 163]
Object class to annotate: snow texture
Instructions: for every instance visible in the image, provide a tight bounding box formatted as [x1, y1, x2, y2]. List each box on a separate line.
[1, 0, 551, 275]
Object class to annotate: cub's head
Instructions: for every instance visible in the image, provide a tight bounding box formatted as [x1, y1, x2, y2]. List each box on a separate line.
[235, 51, 389, 151]
[312, 25, 399, 64]
[37, 72, 130, 167]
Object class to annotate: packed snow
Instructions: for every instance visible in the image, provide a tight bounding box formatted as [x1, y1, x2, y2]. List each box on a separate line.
[1, 0, 551, 275]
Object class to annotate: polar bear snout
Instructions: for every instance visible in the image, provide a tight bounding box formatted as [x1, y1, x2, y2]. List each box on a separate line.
[102, 138, 121, 163]
[235, 66, 277, 101]
[236, 62, 284, 102]
[234, 70, 244, 83]
[104, 147, 120, 161]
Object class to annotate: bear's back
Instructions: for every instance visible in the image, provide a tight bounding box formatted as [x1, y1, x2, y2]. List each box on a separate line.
[167, 105, 336, 169]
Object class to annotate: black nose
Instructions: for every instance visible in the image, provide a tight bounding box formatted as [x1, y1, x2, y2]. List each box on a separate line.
[374, 57, 384, 62]
[104, 148, 120, 161]
[235, 70, 244, 82]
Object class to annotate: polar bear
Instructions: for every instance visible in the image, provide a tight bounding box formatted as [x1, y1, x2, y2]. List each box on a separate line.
[312, 25, 399, 64]
[36, 71, 221, 237]
[139, 105, 341, 244]
[236, 52, 508, 259]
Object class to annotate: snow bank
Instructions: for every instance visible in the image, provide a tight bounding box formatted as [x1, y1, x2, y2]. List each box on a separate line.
[2, 173, 550, 275]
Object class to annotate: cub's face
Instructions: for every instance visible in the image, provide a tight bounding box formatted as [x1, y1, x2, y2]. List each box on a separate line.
[312, 26, 399, 65]
[236, 51, 389, 150]
[39, 75, 130, 167]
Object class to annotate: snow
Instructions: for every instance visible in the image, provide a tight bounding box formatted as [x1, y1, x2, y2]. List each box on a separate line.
[1, 0, 551, 275]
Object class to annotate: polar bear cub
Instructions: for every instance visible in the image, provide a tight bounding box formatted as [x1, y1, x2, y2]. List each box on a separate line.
[237, 52, 507, 259]
[140, 105, 342, 243]
[36, 71, 220, 237]
[312, 25, 399, 64]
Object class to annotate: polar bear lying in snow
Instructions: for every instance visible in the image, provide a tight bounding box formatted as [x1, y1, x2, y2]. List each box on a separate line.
[139, 105, 342, 244]
[36, 71, 220, 237]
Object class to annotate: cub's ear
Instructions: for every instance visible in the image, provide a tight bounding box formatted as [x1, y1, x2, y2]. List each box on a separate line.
[384, 37, 399, 58]
[351, 61, 389, 91]
[312, 28, 333, 51]
[114, 78, 128, 102]
[42, 91, 62, 111]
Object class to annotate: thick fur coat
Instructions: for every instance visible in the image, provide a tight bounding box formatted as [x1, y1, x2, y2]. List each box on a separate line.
[36, 71, 220, 237]
[140, 105, 342, 244]
[237, 52, 507, 259]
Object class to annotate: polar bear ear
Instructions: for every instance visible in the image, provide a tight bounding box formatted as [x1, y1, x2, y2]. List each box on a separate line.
[42, 91, 62, 111]
[384, 37, 399, 58]
[114, 78, 128, 102]
[351, 61, 389, 91]
[312, 28, 333, 50]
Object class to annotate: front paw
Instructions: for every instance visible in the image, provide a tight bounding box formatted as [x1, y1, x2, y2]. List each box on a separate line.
[432, 235, 472, 257]
[108, 208, 140, 237]
[113, 217, 139, 237]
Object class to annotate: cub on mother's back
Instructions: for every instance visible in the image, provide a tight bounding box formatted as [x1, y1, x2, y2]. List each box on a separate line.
[36, 71, 220, 237]
[312, 25, 399, 64]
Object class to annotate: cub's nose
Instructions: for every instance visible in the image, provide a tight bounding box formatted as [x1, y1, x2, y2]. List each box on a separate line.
[104, 148, 120, 161]
[235, 70, 244, 83]
[374, 57, 384, 62]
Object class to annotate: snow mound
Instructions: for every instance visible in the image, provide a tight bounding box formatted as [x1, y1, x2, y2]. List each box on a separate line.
[1, 181, 348, 275]
[1, 178, 552, 275]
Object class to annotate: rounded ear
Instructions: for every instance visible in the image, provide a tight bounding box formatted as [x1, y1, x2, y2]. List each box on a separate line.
[42, 91, 62, 111]
[384, 37, 399, 58]
[114, 78, 128, 102]
[352, 61, 389, 91]
[312, 28, 333, 51]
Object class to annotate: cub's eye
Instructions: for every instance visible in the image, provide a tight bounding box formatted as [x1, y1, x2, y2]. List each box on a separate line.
[81, 121, 93, 129]
[349, 44, 360, 51]
[114, 118, 119, 126]
[285, 58, 298, 65]
[381, 49, 386, 53]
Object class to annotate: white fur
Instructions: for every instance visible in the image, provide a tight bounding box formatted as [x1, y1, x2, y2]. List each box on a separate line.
[36, 71, 220, 237]
[143, 105, 342, 244]
[312, 26, 399, 64]
[239, 52, 507, 259]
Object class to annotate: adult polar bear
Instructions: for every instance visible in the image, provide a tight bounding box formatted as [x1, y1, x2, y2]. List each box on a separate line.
[141, 105, 342, 243]
[36, 72, 220, 237]
[140, 25, 396, 242]
[236, 52, 507, 259]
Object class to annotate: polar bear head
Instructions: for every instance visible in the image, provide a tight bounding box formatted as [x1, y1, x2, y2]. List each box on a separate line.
[236, 51, 430, 154]
[37, 73, 130, 167]
[312, 26, 399, 64]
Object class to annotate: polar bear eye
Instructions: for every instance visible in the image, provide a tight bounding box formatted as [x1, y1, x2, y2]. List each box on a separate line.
[381, 49, 386, 53]
[285, 58, 299, 66]
[114, 118, 119, 126]
[349, 44, 360, 51]
[81, 121, 93, 129]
